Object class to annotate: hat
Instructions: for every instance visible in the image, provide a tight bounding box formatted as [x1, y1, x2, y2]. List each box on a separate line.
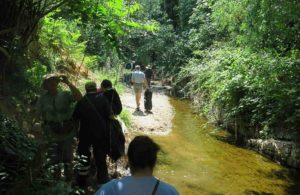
[42, 73, 60, 89]
[146, 65, 151, 69]
[85, 81, 97, 93]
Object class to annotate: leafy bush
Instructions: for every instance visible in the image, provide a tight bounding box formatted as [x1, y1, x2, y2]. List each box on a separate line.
[25, 61, 48, 90]
[179, 45, 300, 138]
[38, 14, 86, 71]
[0, 114, 78, 194]
[211, 0, 300, 52]
[22, 180, 76, 195]
[175, 0, 300, 140]
[0, 113, 37, 193]
[119, 109, 132, 128]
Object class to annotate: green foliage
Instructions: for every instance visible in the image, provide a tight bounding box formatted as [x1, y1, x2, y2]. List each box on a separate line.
[23, 181, 76, 195]
[122, 0, 198, 76]
[119, 109, 132, 128]
[188, 0, 219, 50]
[178, 0, 197, 30]
[175, 0, 300, 139]
[84, 55, 99, 69]
[94, 69, 124, 91]
[179, 45, 300, 137]
[38, 14, 86, 69]
[211, 0, 300, 52]
[0, 113, 82, 194]
[0, 114, 37, 161]
[66, 0, 157, 62]
[0, 0, 70, 67]
[124, 22, 191, 75]
[0, 114, 37, 192]
[25, 61, 48, 90]
[1, 0, 158, 193]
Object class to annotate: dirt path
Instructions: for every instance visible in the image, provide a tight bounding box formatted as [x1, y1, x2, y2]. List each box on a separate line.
[121, 83, 174, 135]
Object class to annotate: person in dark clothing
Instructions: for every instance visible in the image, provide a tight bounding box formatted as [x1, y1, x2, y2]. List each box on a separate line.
[100, 79, 122, 116]
[73, 81, 112, 187]
[36, 74, 82, 182]
[144, 89, 153, 113]
[144, 65, 153, 87]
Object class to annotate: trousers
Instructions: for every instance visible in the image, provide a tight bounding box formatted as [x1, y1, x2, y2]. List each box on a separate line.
[76, 136, 109, 186]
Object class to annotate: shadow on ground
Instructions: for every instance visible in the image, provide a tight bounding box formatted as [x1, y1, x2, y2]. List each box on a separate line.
[132, 110, 146, 116]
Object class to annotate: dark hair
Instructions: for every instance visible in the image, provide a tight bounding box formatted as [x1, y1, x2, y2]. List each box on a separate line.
[127, 136, 160, 171]
[85, 81, 97, 93]
[101, 79, 112, 89]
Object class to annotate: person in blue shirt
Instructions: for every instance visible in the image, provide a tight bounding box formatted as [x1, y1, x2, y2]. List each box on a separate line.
[94, 135, 179, 195]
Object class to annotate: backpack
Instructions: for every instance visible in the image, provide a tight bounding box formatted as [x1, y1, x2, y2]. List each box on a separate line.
[111, 90, 122, 115]
[144, 89, 152, 111]
[84, 96, 125, 161]
[107, 118, 125, 161]
[101, 89, 122, 115]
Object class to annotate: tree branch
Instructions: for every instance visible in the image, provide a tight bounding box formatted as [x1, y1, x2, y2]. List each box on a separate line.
[40, 0, 71, 17]
[0, 46, 11, 60]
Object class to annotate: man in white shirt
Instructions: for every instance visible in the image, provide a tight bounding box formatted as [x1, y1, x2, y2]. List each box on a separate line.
[131, 65, 148, 111]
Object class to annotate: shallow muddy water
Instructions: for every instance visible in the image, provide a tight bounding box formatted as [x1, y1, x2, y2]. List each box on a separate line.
[152, 98, 300, 195]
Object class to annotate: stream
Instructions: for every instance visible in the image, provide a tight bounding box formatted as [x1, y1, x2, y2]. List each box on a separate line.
[152, 98, 300, 194]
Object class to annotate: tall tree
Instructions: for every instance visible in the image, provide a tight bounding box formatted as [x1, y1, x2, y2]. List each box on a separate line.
[164, 0, 179, 30]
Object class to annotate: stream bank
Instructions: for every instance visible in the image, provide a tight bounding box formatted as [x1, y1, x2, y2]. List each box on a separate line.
[123, 79, 300, 170]
[121, 82, 300, 194]
[247, 139, 300, 169]
[179, 87, 300, 170]
[154, 98, 300, 194]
